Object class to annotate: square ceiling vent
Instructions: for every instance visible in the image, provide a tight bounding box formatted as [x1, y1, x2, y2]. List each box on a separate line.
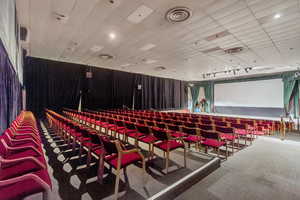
[127, 5, 153, 24]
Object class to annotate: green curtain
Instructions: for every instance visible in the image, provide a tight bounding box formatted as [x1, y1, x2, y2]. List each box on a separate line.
[293, 82, 299, 118]
[190, 86, 200, 112]
[204, 83, 213, 113]
[283, 73, 297, 115]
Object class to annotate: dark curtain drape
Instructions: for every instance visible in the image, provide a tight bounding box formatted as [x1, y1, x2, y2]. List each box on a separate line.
[25, 57, 83, 117]
[24, 57, 187, 115]
[0, 40, 22, 134]
[134, 74, 186, 110]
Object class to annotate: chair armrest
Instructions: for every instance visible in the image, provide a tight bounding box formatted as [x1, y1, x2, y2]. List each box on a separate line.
[0, 156, 46, 169]
[7, 145, 42, 156]
[121, 148, 140, 155]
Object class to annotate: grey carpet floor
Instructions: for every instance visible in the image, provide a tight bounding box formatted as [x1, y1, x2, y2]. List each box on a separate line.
[175, 133, 300, 200]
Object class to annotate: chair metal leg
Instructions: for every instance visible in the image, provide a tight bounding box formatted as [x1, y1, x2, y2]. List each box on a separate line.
[166, 151, 169, 174]
[183, 146, 187, 168]
[114, 158, 122, 200]
[97, 153, 104, 184]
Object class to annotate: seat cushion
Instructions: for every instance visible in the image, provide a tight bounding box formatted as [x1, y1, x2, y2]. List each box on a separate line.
[220, 134, 236, 140]
[138, 135, 157, 144]
[201, 139, 225, 147]
[127, 132, 144, 138]
[171, 131, 187, 138]
[235, 129, 247, 135]
[253, 131, 265, 135]
[106, 152, 142, 169]
[154, 140, 184, 151]
[184, 135, 202, 143]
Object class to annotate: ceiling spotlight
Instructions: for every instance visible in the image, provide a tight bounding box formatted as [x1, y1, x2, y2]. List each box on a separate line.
[109, 32, 116, 40]
[202, 74, 206, 79]
[233, 70, 236, 75]
[274, 13, 281, 19]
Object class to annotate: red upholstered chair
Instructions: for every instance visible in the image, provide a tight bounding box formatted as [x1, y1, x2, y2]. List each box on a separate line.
[136, 124, 158, 158]
[152, 128, 186, 174]
[109, 120, 126, 139]
[182, 127, 202, 150]
[215, 126, 236, 154]
[0, 171, 51, 200]
[231, 123, 251, 147]
[166, 124, 187, 139]
[117, 121, 138, 142]
[156, 122, 167, 129]
[101, 137, 146, 199]
[200, 130, 228, 159]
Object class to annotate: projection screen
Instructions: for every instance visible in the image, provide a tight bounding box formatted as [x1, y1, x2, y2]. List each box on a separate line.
[214, 79, 283, 108]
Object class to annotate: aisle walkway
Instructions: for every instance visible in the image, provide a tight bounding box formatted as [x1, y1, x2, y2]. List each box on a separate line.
[176, 133, 300, 200]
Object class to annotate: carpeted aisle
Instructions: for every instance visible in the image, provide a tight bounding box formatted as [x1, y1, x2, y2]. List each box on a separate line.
[176, 133, 300, 200]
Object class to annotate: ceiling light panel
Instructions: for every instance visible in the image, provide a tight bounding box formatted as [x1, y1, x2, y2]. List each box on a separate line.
[127, 5, 153, 24]
[140, 43, 156, 51]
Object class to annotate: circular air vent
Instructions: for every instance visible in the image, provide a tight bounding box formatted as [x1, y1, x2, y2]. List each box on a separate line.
[165, 7, 192, 23]
[224, 47, 244, 54]
[155, 66, 166, 71]
[98, 54, 113, 60]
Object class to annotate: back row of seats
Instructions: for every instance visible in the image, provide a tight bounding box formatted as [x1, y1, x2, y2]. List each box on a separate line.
[0, 111, 51, 200]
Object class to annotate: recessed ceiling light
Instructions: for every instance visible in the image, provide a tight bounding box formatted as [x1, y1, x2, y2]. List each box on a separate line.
[145, 59, 157, 64]
[140, 43, 156, 51]
[120, 63, 130, 67]
[273, 14, 281, 19]
[90, 45, 103, 52]
[109, 32, 116, 40]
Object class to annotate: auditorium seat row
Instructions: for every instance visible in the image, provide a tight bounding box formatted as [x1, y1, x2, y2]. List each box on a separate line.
[45, 109, 146, 200]
[0, 111, 51, 200]
[63, 109, 252, 159]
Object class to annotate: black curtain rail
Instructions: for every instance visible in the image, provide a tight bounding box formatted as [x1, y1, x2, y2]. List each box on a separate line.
[24, 57, 187, 116]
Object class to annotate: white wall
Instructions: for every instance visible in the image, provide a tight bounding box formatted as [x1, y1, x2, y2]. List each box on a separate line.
[0, 0, 23, 83]
[214, 79, 283, 108]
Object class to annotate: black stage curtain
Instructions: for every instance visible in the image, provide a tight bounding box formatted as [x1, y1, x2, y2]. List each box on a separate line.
[24, 57, 187, 115]
[24, 57, 83, 117]
[0, 40, 22, 134]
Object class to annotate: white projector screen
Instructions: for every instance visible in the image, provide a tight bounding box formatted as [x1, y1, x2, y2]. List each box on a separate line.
[214, 79, 283, 108]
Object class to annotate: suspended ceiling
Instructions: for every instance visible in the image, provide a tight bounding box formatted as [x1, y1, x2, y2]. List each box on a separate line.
[17, 0, 300, 81]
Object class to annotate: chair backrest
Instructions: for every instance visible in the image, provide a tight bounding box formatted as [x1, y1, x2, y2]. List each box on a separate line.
[152, 128, 168, 140]
[215, 126, 233, 134]
[90, 134, 102, 145]
[214, 121, 228, 127]
[124, 121, 136, 130]
[166, 124, 180, 132]
[156, 122, 166, 129]
[200, 119, 212, 125]
[115, 120, 124, 127]
[129, 118, 137, 123]
[181, 126, 197, 135]
[136, 124, 150, 135]
[184, 122, 196, 128]
[200, 130, 219, 140]
[146, 120, 155, 127]
[230, 123, 246, 130]
[197, 124, 214, 131]
[101, 137, 118, 154]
